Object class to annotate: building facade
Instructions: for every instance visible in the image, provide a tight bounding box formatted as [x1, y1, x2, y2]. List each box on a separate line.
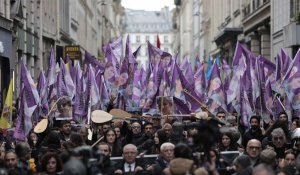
[0, 0, 13, 106]
[122, 8, 173, 68]
[2, 0, 123, 101]
[174, 0, 300, 67]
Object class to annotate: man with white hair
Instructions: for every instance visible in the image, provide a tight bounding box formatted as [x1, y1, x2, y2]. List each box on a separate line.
[114, 144, 144, 174]
[149, 142, 175, 175]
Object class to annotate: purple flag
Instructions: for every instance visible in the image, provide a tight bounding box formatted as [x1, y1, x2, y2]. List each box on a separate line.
[60, 58, 75, 99]
[227, 54, 247, 112]
[280, 48, 292, 76]
[284, 49, 300, 110]
[73, 63, 86, 123]
[14, 61, 39, 141]
[132, 68, 143, 106]
[84, 50, 105, 73]
[173, 96, 191, 114]
[194, 62, 207, 103]
[207, 61, 227, 114]
[95, 70, 109, 110]
[85, 65, 100, 111]
[33, 71, 49, 123]
[232, 42, 255, 67]
[47, 48, 57, 87]
[240, 75, 254, 128]
[56, 60, 68, 97]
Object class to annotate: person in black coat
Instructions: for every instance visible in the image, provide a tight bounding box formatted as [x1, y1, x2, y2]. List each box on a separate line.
[114, 144, 145, 174]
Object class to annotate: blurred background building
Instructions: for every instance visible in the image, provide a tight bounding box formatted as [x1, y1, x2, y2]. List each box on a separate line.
[172, 0, 300, 66]
[122, 7, 173, 68]
[0, 0, 124, 100]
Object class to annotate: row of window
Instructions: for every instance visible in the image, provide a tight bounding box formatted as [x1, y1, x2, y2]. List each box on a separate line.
[134, 35, 169, 43]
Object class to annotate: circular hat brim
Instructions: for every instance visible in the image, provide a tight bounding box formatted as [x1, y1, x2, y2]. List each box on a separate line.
[91, 110, 113, 123]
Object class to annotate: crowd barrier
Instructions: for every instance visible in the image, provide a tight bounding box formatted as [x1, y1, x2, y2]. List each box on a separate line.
[110, 151, 240, 165]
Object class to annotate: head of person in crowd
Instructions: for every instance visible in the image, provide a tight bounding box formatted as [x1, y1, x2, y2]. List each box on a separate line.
[57, 97, 73, 118]
[290, 119, 300, 132]
[259, 148, 277, 166]
[131, 121, 142, 135]
[101, 123, 111, 134]
[187, 122, 198, 137]
[40, 152, 63, 174]
[143, 121, 154, 137]
[226, 115, 237, 127]
[142, 113, 153, 123]
[63, 158, 87, 175]
[250, 115, 261, 131]
[170, 122, 185, 144]
[160, 142, 175, 163]
[163, 123, 173, 138]
[28, 131, 38, 147]
[219, 132, 237, 151]
[246, 139, 262, 162]
[154, 129, 168, 152]
[15, 142, 31, 162]
[4, 150, 18, 170]
[98, 142, 111, 157]
[103, 129, 117, 145]
[152, 113, 162, 129]
[252, 163, 275, 175]
[284, 150, 296, 167]
[271, 128, 287, 148]
[60, 120, 71, 134]
[174, 143, 193, 159]
[278, 112, 288, 124]
[232, 154, 252, 175]
[114, 126, 121, 139]
[122, 144, 138, 164]
[216, 111, 226, 122]
[79, 126, 89, 143]
[70, 132, 84, 148]
[44, 130, 61, 151]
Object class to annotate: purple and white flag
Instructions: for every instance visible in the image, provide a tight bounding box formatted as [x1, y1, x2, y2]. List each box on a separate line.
[47, 48, 57, 87]
[207, 61, 227, 114]
[240, 74, 254, 128]
[284, 49, 300, 110]
[14, 61, 39, 140]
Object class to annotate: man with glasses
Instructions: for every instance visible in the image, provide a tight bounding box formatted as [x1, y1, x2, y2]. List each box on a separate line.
[245, 139, 262, 167]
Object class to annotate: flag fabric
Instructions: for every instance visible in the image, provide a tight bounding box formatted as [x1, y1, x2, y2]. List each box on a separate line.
[194, 62, 207, 103]
[227, 53, 247, 112]
[95, 70, 109, 110]
[240, 74, 254, 128]
[0, 79, 13, 128]
[60, 58, 75, 100]
[173, 96, 191, 114]
[84, 50, 105, 73]
[32, 71, 49, 123]
[284, 49, 300, 110]
[207, 61, 227, 114]
[47, 48, 56, 87]
[14, 61, 39, 141]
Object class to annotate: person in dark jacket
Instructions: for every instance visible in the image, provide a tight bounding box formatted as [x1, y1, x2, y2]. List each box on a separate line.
[242, 115, 264, 149]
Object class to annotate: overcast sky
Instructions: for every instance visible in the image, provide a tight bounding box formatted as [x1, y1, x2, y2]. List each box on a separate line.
[121, 0, 175, 11]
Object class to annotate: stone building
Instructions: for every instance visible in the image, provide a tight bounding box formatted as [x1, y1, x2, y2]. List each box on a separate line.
[1, 0, 123, 100]
[122, 7, 173, 68]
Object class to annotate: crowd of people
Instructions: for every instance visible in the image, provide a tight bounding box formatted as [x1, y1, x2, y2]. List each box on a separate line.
[0, 95, 300, 175]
